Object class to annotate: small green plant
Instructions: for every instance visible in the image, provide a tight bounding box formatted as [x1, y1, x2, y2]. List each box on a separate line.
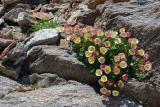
[60, 23, 152, 97]
[31, 19, 61, 32]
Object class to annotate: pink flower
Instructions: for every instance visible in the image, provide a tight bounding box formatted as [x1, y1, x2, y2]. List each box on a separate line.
[126, 32, 131, 38]
[68, 34, 76, 41]
[122, 74, 128, 81]
[100, 64, 106, 70]
[139, 65, 145, 72]
[143, 53, 149, 61]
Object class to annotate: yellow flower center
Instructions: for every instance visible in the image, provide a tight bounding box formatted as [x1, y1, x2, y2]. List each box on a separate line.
[95, 38, 101, 45]
[119, 28, 125, 33]
[88, 57, 95, 64]
[98, 56, 105, 64]
[100, 87, 108, 95]
[101, 75, 108, 82]
[119, 61, 127, 68]
[112, 90, 119, 96]
[114, 56, 120, 62]
[138, 49, 145, 56]
[118, 80, 124, 88]
[88, 46, 96, 52]
[104, 66, 111, 74]
[85, 51, 92, 57]
[74, 37, 81, 44]
[100, 47, 108, 55]
[95, 69, 103, 76]
[104, 41, 111, 47]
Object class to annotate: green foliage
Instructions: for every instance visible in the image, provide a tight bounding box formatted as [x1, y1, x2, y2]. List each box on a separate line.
[31, 19, 61, 32]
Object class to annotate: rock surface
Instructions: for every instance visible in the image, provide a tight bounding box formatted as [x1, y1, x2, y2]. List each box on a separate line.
[0, 26, 26, 41]
[124, 79, 160, 107]
[0, 74, 141, 107]
[27, 45, 97, 84]
[26, 29, 60, 48]
[3, 8, 36, 26]
[0, 76, 20, 98]
[67, 4, 98, 25]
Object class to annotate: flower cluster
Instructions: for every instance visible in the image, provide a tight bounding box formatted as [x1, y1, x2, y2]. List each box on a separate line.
[60, 23, 152, 97]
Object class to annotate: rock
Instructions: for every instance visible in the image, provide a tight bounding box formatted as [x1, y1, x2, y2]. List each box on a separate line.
[1, 0, 18, 6]
[7, 43, 28, 61]
[41, 3, 70, 13]
[0, 80, 105, 107]
[0, 26, 26, 41]
[0, 75, 141, 107]
[60, 39, 67, 47]
[0, 5, 5, 18]
[26, 29, 60, 48]
[29, 73, 67, 87]
[27, 45, 97, 84]
[0, 76, 20, 99]
[32, 12, 54, 20]
[0, 63, 18, 79]
[0, 38, 14, 48]
[123, 79, 160, 107]
[41, 3, 59, 13]
[0, 18, 4, 26]
[67, 4, 98, 25]
[83, 0, 107, 9]
[27, 0, 45, 4]
[3, 8, 37, 26]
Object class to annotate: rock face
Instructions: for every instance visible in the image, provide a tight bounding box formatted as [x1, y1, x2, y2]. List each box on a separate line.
[0, 26, 26, 41]
[27, 45, 97, 84]
[0, 81, 103, 107]
[26, 29, 60, 48]
[0, 38, 14, 49]
[124, 79, 160, 107]
[1, 0, 18, 6]
[0, 76, 20, 98]
[3, 8, 36, 26]
[0, 74, 142, 107]
[29, 73, 67, 87]
[67, 4, 98, 25]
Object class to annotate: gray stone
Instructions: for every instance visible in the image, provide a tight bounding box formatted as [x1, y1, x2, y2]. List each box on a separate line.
[29, 73, 67, 87]
[0, 75, 142, 107]
[0, 76, 20, 99]
[0, 26, 26, 41]
[7, 43, 28, 61]
[0, 18, 4, 26]
[3, 8, 36, 26]
[26, 29, 60, 48]
[0, 38, 14, 48]
[67, 4, 98, 25]
[1, 0, 18, 6]
[27, 45, 97, 84]
[41, 3, 70, 13]
[123, 79, 160, 107]
[0, 80, 104, 107]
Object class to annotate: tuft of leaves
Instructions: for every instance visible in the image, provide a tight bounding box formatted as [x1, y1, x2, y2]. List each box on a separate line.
[31, 19, 61, 32]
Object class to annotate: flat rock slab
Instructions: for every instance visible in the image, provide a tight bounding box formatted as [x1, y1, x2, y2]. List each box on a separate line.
[26, 29, 60, 48]
[27, 45, 97, 84]
[0, 75, 141, 107]
[0, 76, 20, 98]
[123, 79, 160, 107]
